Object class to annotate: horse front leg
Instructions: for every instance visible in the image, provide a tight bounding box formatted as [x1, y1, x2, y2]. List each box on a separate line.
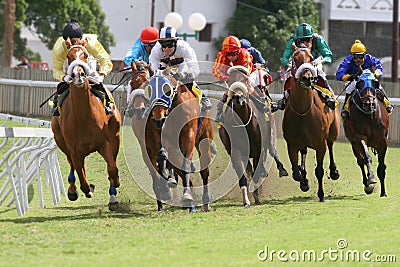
[231, 150, 250, 208]
[315, 145, 327, 202]
[299, 148, 310, 192]
[98, 143, 120, 211]
[267, 120, 288, 177]
[71, 156, 93, 198]
[181, 157, 195, 212]
[360, 140, 377, 194]
[327, 140, 340, 180]
[198, 140, 212, 212]
[376, 141, 388, 197]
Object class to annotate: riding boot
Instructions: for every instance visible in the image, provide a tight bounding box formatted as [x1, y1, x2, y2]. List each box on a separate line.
[377, 87, 394, 114]
[99, 83, 114, 115]
[216, 93, 228, 123]
[51, 94, 60, 116]
[341, 93, 351, 119]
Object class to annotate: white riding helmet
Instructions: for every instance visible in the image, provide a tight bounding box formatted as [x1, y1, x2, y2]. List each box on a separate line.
[159, 26, 179, 41]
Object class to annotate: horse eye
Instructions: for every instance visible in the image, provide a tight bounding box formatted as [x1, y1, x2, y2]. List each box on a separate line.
[163, 84, 173, 97]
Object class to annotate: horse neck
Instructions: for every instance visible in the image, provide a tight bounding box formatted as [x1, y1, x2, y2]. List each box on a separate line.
[68, 82, 99, 117]
[230, 99, 253, 124]
[290, 78, 314, 113]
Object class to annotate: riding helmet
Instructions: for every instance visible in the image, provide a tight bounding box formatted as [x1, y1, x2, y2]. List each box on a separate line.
[140, 27, 159, 44]
[222, 36, 241, 52]
[62, 18, 83, 40]
[158, 26, 179, 40]
[295, 23, 314, 39]
[350, 40, 367, 54]
[240, 39, 251, 49]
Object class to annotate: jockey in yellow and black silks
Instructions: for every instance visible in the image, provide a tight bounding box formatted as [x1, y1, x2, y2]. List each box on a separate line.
[51, 18, 114, 116]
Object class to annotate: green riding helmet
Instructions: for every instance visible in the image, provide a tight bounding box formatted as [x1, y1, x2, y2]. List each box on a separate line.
[295, 23, 314, 39]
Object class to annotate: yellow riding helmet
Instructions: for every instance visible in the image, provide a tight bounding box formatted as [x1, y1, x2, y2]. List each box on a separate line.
[350, 40, 367, 54]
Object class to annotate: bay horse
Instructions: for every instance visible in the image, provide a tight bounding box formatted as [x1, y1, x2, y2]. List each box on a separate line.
[282, 47, 340, 202]
[218, 66, 270, 207]
[249, 67, 288, 177]
[129, 64, 173, 211]
[343, 69, 389, 196]
[148, 69, 214, 212]
[51, 37, 122, 210]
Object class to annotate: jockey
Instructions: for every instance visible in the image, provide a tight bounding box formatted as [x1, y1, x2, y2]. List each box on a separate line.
[336, 39, 393, 119]
[123, 26, 158, 116]
[149, 26, 212, 110]
[273, 23, 335, 112]
[52, 18, 114, 116]
[240, 39, 268, 69]
[212, 35, 268, 123]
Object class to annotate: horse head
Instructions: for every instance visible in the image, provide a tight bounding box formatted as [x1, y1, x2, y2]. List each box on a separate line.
[144, 73, 175, 129]
[65, 37, 91, 87]
[355, 69, 379, 114]
[291, 45, 317, 88]
[128, 63, 151, 118]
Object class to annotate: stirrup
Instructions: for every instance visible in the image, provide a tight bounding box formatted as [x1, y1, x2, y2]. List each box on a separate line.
[201, 97, 212, 110]
[386, 104, 394, 114]
[270, 102, 279, 113]
[326, 98, 336, 110]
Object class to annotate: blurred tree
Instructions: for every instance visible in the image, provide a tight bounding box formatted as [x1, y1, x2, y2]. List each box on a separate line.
[0, 0, 115, 67]
[213, 0, 319, 74]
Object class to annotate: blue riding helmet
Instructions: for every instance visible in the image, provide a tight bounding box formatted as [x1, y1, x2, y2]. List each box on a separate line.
[240, 39, 251, 49]
[145, 75, 174, 108]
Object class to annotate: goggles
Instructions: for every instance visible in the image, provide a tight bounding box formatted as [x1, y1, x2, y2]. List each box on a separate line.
[298, 37, 311, 43]
[144, 42, 156, 48]
[352, 54, 365, 60]
[160, 40, 176, 48]
[225, 51, 239, 56]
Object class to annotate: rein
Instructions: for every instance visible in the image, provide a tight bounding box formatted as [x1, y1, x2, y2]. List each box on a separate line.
[230, 101, 253, 127]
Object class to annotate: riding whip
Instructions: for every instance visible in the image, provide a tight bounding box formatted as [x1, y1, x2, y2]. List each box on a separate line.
[39, 83, 69, 108]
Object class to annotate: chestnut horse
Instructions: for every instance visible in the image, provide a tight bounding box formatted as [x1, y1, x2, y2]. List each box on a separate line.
[343, 69, 389, 196]
[282, 47, 340, 202]
[52, 38, 122, 210]
[148, 70, 214, 212]
[129, 64, 173, 211]
[219, 66, 270, 207]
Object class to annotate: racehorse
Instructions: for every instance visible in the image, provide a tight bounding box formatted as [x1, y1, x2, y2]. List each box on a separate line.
[282, 47, 340, 202]
[129, 63, 173, 211]
[148, 69, 214, 212]
[218, 66, 270, 207]
[342, 69, 389, 196]
[249, 67, 288, 177]
[51, 37, 122, 210]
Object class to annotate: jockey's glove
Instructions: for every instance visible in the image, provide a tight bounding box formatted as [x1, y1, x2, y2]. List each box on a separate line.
[63, 75, 71, 83]
[374, 70, 381, 79]
[173, 72, 193, 84]
[312, 56, 324, 67]
[343, 74, 357, 82]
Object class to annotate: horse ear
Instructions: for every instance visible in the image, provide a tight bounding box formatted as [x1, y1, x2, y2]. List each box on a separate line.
[131, 61, 138, 72]
[82, 38, 88, 47]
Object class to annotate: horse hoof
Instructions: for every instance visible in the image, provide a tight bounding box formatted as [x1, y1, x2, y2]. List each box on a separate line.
[201, 204, 210, 212]
[68, 192, 78, 201]
[330, 170, 340, 180]
[300, 181, 310, 192]
[364, 185, 374, 194]
[90, 184, 95, 192]
[254, 199, 261, 205]
[167, 178, 177, 188]
[244, 203, 250, 208]
[85, 192, 93, 198]
[182, 193, 194, 207]
[108, 201, 119, 211]
[279, 169, 289, 177]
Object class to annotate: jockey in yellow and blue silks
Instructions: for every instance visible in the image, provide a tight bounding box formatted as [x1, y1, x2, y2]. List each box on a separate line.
[52, 18, 114, 116]
[336, 39, 393, 119]
[149, 26, 212, 110]
[123, 26, 158, 106]
[272, 23, 335, 112]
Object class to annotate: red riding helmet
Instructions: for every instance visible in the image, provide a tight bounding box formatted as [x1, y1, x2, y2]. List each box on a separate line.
[222, 36, 241, 52]
[140, 27, 159, 44]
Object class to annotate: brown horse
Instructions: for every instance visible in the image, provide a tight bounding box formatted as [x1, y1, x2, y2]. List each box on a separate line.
[129, 64, 173, 211]
[148, 69, 214, 212]
[343, 69, 389, 196]
[51, 37, 122, 210]
[282, 47, 340, 202]
[219, 66, 270, 207]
